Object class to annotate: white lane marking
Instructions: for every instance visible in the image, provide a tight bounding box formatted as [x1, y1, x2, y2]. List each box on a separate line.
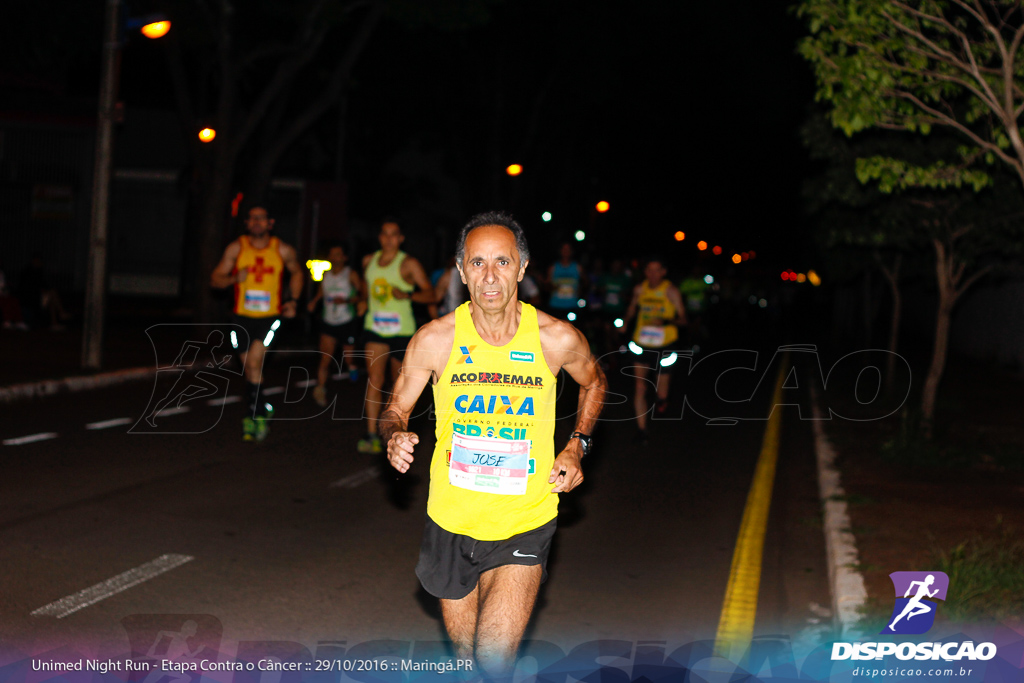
[262, 386, 285, 396]
[31, 553, 194, 619]
[207, 395, 242, 406]
[330, 466, 380, 489]
[3, 432, 59, 446]
[85, 418, 134, 430]
[156, 407, 190, 417]
[295, 378, 318, 388]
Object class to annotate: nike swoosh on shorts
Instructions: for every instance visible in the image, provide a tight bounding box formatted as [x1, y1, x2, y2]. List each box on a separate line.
[512, 550, 537, 558]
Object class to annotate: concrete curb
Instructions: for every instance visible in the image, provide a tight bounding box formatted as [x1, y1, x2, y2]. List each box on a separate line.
[809, 383, 868, 640]
[0, 367, 157, 404]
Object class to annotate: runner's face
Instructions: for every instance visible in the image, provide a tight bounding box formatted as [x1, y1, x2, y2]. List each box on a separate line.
[328, 246, 346, 269]
[645, 261, 666, 286]
[379, 222, 404, 252]
[461, 225, 525, 311]
[246, 208, 273, 236]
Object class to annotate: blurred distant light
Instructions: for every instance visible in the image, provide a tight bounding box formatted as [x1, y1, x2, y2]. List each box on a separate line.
[659, 352, 678, 367]
[749, 250, 756, 258]
[674, 231, 685, 241]
[613, 318, 624, 328]
[231, 191, 244, 218]
[749, 295, 758, 305]
[577, 298, 586, 308]
[797, 273, 807, 283]
[141, 21, 171, 39]
[808, 269, 822, 286]
[567, 312, 577, 321]
[741, 252, 749, 261]
[731, 253, 742, 264]
[758, 298, 768, 308]
[306, 259, 332, 282]
[575, 230, 586, 241]
[198, 127, 216, 143]
[697, 241, 708, 251]
[712, 246, 722, 256]
[596, 201, 610, 213]
[506, 164, 523, 176]
[628, 341, 644, 356]
[541, 211, 552, 222]
[781, 271, 790, 281]
[703, 274, 714, 284]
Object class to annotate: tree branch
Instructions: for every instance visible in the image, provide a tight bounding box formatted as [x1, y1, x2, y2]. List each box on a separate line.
[956, 264, 994, 297]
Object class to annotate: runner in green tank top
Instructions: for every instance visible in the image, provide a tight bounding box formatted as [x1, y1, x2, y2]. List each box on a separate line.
[358, 218, 435, 454]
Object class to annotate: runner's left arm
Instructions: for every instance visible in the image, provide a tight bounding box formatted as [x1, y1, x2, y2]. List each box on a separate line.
[665, 284, 687, 326]
[381, 324, 445, 473]
[280, 244, 304, 318]
[397, 256, 437, 306]
[548, 323, 607, 493]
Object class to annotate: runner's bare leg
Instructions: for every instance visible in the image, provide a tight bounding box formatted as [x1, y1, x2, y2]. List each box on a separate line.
[364, 342, 390, 435]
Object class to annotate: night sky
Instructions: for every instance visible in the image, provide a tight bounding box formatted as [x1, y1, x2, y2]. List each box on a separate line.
[2, 0, 815, 272]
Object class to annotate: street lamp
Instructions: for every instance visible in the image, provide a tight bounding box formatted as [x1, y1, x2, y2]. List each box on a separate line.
[82, 1, 169, 369]
[140, 21, 171, 39]
[506, 164, 523, 176]
[595, 201, 610, 213]
[198, 127, 217, 143]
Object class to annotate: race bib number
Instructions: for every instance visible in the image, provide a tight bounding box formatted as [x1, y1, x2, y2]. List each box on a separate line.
[639, 325, 666, 347]
[449, 433, 530, 496]
[556, 282, 576, 298]
[371, 312, 402, 335]
[243, 290, 272, 313]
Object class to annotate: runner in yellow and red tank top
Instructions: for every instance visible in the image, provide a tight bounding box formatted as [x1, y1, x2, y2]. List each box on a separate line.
[379, 212, 607, 677]
[210, 206, 303, 442]
[625, 255, 687, 444]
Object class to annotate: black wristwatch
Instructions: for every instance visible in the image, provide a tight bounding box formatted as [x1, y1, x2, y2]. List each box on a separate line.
[568, 431, 593, 458]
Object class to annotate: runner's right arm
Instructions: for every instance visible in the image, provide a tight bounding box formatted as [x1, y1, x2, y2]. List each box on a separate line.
[381, 321, 451, 472]
[210, 241, 242, 288]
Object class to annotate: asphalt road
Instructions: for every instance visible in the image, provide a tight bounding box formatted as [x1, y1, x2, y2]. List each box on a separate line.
[0, 328, 832, 669]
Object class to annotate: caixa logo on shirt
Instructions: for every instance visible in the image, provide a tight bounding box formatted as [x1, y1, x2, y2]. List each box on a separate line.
[454, 394, 535, 416]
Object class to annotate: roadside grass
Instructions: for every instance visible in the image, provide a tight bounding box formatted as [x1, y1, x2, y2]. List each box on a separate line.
[880, 409, 1024, 470]
[932, 521, 1024, 622]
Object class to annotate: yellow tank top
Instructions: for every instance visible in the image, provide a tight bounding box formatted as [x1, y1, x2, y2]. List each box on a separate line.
[428, 302, 559, 540]
[234, 236, 284, 318]
[632, 280, 678, 347]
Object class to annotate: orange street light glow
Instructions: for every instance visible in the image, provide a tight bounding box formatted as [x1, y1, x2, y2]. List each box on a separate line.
[596, 201, 610, 213]
[506, 164, 522, 176]
[712, 245, 722, 255]
[141, 21, 171, 39]
[199, 128, 216, 143]
[697, 241, 708, 251]
[674, 231, 685, 241]
[797, 273, 807, 283]
[731, 253, 742, 264]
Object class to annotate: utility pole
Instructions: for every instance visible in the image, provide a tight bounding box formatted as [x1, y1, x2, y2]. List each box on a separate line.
[82, 0, 120, 369]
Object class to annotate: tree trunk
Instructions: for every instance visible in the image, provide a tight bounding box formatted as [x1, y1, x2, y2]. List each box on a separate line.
[878, 253, 902, 392]
[196, 147, 236, 323]
[920, 240, 955, 439]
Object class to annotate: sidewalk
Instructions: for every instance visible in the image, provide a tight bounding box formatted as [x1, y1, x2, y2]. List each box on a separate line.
[824, 357, 1024, 631]
[0, 309, 319, 400]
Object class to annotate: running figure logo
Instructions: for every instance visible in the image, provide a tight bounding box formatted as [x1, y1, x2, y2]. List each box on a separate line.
[882, 571, 949, 634]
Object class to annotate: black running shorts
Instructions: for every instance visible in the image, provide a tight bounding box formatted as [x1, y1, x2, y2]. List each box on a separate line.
[229, 315, 280, 351]
[415, 516, 557, 600]
[361, 329, 412, 360]
[320, 318, 360, 345]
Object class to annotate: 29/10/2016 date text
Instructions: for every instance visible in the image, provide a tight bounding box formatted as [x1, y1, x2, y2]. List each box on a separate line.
[315, 659, 473, 673]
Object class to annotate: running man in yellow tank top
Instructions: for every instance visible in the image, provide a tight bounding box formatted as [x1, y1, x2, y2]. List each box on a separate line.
[380, 212, 607, 677]
[625, 256, 687, 444]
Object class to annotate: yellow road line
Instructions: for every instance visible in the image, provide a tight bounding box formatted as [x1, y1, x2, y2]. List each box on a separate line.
[713, 357, 788, 662]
